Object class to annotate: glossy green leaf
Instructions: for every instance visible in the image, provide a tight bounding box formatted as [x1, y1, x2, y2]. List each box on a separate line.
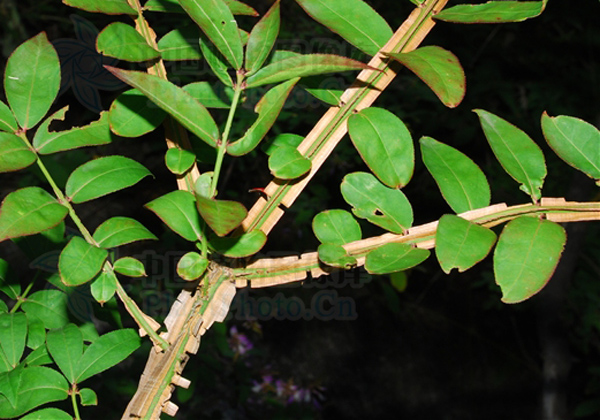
[97, 23, 160, 62]
[348, 107, 414, 188]
[245, 0, 280, 75]
[420, 136, 490, 213]
[65, 156, 152, 204]
[295, 0, 393, 56]
[0, 313, 27, 369]
[318, 243, 356, 269]
[93, 217, 157, 249]
[59, 237, 108, 286]
[21, 408, 73, 419]
[4, 33, 60, 129]
[165, 148, 196, 175]
[33, 107, 112, 154]
[158, 27, 202, 61]
[209, 230, 267, 258]
[177, 252, 209, 281]
[494, 216, 566, 304]
[0, 259, 20, 301]
[196, 195, 247, 236]
[541, 112, 600, 184]
[475, 109, 546, 201]
[22, 290, 69, 330]
[75, 329, 140, 383]
[198, 35, 234, 87]
[62, 0, 136, 14]
[146, 191, 204, 242]
[179, 0, 244, 69]
[0, 100, 18, 133]
[114, 257, 146, 277]
[78, 388, 98, 406]
[268, 145, 311, 179]
[145, 0, 258, 16]
[365, 243, 430, 275]
[108, 89, 167, 137]
[0, 187, 68, 243]
[341, 172, 413, 234]
[246, 54, 370, 89]
[90, 271, 117, 304]
[262, 133, 304, 155]
[435, 0, 547, 23]
[228, 78, 299, 156]
[106, 67, 220, 147]
[0, 133, 37, 173]
[386, 46, 466, 108]
[305, 88, 344, 106]
[183, 82, 233, 109]
[46, 324, 83, 383]
[313, 209, 361, 245]
[435, 214, 497, 274]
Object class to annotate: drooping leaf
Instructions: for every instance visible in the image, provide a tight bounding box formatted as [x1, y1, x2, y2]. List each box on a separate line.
[22, 290, 69, 330]
[341, 172, 413, 234]
[475, 109, 546, 201]
[245, 54, 371, 88]
[0, 100, 18, 133]
[228, 78, 299, 156]
[179, 0, 244, 69]
[158, 27, 202, 61]
[78, 388, 98, 406]
[262, 133, 304, 155]
[0, 259, 20, 300]
[62, 0, 136, 15]
[435, 214, 497, 274]
[105, 67, 220, 147]
[268, 145, 311, 179]
[59, 237, 108, 286]
[541, 112, 600, 184]
[494, 216, 566, 304]
[183, 82, 234, 109]
[386, 46, 466, 108]
[0, 187, 68, 243]
[145, 0, 258, 16]
[199, 35, 234, 87]
[348, 107, 414, 188]
[177, 252, 209, 281]
[313, 209, 361, 245]
[365, 243, 430, 275]
[108, 89, 167, 137]
[33, 107, 112, 154]
[165, 148, 196, 175]
[96, 22, 160, 62]
[21, 408, 73, 419]
[0, 313, 27, 369]
[90, 270, 117, 304]
[93, 216, 157, 249]
[196, 195, 247, 236]
[46, 324, 83, 384]
[304, 87, 344, 106]
[209, 230, 267, 258]
[435, 0, 547, 24]
[245, 0, 280, 75]
[145, 190, 204, 242]
[318, 243, 356, 269]
[113, 257, 146, 277]
[4, 33, 60, 129]
[420, 136, 490, 213]
[295, 0, 393, 56]
[0, 133, 37, 173]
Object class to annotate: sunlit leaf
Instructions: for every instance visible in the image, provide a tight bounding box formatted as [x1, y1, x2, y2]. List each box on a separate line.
[46, 324, 83, 383]
[268, 145, 311, 179]
[114, 257, 146, 277]
[97, 22, 160, 62]
[365, 243, 430, 275]
[196, 195, 247, 236]
[435, 0, 547, 23]
[158, 27, 202, 61]
[0, 313, 27, 369]
[183, 82, 234, 109]
[0, 133, 37, 173]
[245, 0, 280, 75]
[62, 0, 136, 15]
[59, 237, 108, 286]
[93, 216, 157, 249]
[90, 270, 117, 304]
[312, 209, 361, 245]
[318, 243, 356, 269]
[108, 89, 166, 137]
[177, 252, 208, 281]
[0, 100, 18, 133]
[209, 231, 267, 258]
[145, 191, 204, 242]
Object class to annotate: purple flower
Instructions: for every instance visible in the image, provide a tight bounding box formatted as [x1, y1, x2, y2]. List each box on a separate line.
[228, 326, 254, 356]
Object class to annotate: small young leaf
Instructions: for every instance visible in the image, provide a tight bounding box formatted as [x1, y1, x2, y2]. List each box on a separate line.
[93, 217, 157, 249]
[313, 209, 361, 245]
[199, 35, 234, 87]
[435, 214, 497, 274]
[0, 259, 20, 300]
[420, 136, 491, 213]
[158, 27, 202, 61]
[78, 388, 98, 406]
[435, 0, 547, 24]
[46, 324, 84, 383]
[262, 133, 304, 156]
[304, 88, 344, 106]
[62, 0, 136, 15]
[318, 243, 356, 269]
[183, 82, 234, 109]
[0, 313, 27, 369]
[22, 290, 69, 330]
[65, 156, 152, 204]
[109, 89, 167, 137]
[341, 172, 413, 234]
[0, 187, 68, 243]
[145, 191, 204, 242]
[268, 145, 311, 179]
[165, 148, 196, 175]
[177, 252, 209, 281]
[97, 22, 160, 62]
[114, 257, 146, 277]
[196, 196, 247, 236]
[59, 237, 108, 286]
[365, 243, 430, 275]
[209, 230, 267, 258]
[4, 32, 60, 129]
[386, 46, 466, 108]
[295, 0, 393, 56]
[494, 216, 566, 304]
[0, 133, 37, 173]
[541, 112, 600, 184]
[0, 100, 18, 133]
[21, 408, 73, 419]
[475, 109, 546, 201]
[245, 0, 280, 75]
[194, 172, 213, 198]
[90, 271, 117, 303]
[348, 107, 414, 188]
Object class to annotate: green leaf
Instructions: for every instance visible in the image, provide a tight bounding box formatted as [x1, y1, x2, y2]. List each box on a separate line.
[474, 109, 546, 201]
[0, 100, 18, 133]
[228, 78, 299, 156]
[194, 172, 213, 198]
[165, 148, 196, 175]
[366, 243, 430, 275]
[435, 214, 497, 274]
[313, 209, 361, 245]
[262, 133, 304, 156]
[46, 324, 83, 383]
[223, 0, 258, 16]
[305, 88, 344, 106]
[199, 35, 234, 87]
[78, 388, 98, 406]
[435, 0, 547, 24]
[268, 145, 311, 179]
[97, 22, 160, 62]
[158, 27, 202, 61]
[145, 0, 258, 16]
[386, 46, 466, 108]
[245, 0, 280, 75]
[541, 112, 600, 184]
[65, 155, 152, 204]
[59, 237, 108, 286]
[209, 230, 267, 258]
[0, 259, 20, 300]
[318, 243, 356, 269]
[179, 0, 244, 69]
[22, 290, 69, 330]
[4, 33, 60, 129]
[145, 191, 204, 242]
[93, 216, 157, 249]
[177, 252, 209, 281]
[114, 257, 146, 277]
[62, 0, 136, 15]
[196, 195, 247, 236]
[24, 345, 53, 367]
[75, 329, 140, 383]
[108, 89, 167, 138]
[295, 0, 393, 56]
[21, 408, 73, 419]
[90, 271, 117, 304]
[105, 67, 220, 147]
[33, 107, 112, 154]
[0, 313, 27, 369]
[0, 187, 68, 243]
[494, 216, 566, 304]
[25, 316, 46, 351]
[390, 272, 408, 293]
[420, 136, 491, 213]
[183, 82, 233, 109]
[0, 132, 37, 173]
[348, 107, 414, 188]
[246, 54, 370, 89]
[341, 172, 413, 234]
